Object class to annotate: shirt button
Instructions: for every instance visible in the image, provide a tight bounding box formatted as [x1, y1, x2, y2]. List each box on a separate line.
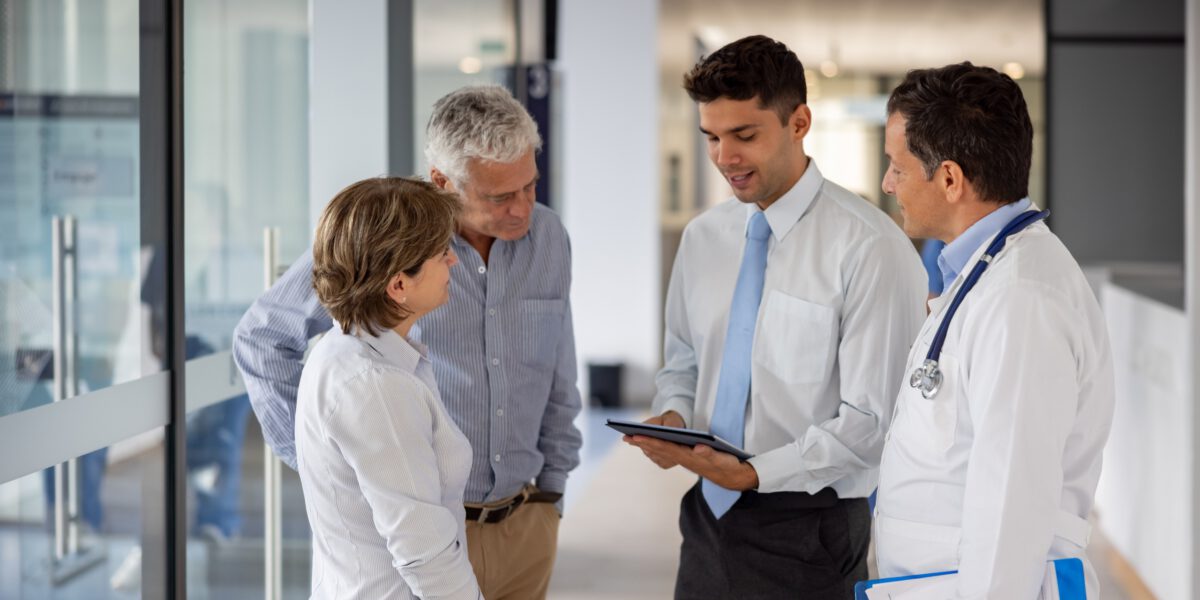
[493, 454, 501, 462]
[477, 266, 486, 274]
[496, 409, 504, 416]
[491, 358, 500, 366]
[488, 308, 496, 316]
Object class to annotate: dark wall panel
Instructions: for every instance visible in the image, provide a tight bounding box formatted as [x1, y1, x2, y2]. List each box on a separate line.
[1051, 0, 1184, 38]
[1049, 44, 1184, 263]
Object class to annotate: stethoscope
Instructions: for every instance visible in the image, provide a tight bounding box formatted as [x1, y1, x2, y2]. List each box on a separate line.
[909, 209, 1051, 399]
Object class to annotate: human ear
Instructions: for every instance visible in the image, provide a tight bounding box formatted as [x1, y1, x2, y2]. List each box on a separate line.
[386, 273, 409, 305]
[430, 168, 453, 192]
[940, 161, 966, 204]
[789, 104, 812, 140]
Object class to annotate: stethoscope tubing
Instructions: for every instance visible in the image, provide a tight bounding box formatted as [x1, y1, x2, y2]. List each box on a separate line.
[911, 209, 1051, 399]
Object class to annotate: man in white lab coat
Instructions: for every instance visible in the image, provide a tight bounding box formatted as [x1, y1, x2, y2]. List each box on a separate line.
[875, 62, 1116, 598]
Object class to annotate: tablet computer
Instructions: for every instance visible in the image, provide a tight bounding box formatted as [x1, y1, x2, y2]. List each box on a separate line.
[606, 418, 754, 461]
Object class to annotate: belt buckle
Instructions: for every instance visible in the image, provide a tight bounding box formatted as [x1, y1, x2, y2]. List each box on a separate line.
[473, 506, 492, 523]
[490, 505, 512, 523]
[474, 487, 531, 523]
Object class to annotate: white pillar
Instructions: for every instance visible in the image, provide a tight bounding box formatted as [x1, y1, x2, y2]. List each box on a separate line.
[559, 0, 661, 404]
[308, 0, 389, 230]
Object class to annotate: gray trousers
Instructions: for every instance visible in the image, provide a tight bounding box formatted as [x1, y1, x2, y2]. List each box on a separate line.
[674, 481, 870, 599]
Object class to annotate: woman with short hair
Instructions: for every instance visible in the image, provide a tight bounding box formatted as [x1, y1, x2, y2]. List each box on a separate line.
[296, 176, 481, 599]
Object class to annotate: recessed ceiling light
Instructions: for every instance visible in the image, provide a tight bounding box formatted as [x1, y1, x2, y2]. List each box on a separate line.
[1003, 62, 1025, 80]
[459, 56, 483, 75]
[696, 26, 728, 50]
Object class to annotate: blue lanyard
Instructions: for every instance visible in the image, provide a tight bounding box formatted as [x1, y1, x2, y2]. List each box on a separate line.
[910, 209, 1050, 399]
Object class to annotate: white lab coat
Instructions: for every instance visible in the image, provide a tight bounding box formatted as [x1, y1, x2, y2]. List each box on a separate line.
[876, 221, 1115, 599]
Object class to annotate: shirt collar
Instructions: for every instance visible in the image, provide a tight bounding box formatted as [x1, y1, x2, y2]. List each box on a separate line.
[937, 197, 1033, 286]
[744, 158, 824, 242]
[349, 324, 427, 373]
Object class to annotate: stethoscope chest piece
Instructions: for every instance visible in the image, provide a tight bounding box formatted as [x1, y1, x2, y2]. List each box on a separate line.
[908, 209, 1050, 404]
[909, 359, 943, 399]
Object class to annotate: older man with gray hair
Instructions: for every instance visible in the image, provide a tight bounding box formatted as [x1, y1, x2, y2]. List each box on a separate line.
[233, 85, 582, 600]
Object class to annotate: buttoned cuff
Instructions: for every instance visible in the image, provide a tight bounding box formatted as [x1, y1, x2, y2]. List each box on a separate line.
[535, 473, 567, 516]
[657, 397, 694, 428]
[535, 471, 567, 496]
[747, 444, 812, 494]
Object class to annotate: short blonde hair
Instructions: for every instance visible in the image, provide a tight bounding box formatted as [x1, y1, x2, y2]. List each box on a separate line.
[312, 177, 460, 335]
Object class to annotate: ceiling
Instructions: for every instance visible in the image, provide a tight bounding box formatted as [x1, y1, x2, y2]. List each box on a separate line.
[661, 0, 1045, 78]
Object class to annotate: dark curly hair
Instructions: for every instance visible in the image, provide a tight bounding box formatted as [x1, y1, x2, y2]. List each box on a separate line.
[887, 62, 1033, 204]
[683, 35, 807, 125]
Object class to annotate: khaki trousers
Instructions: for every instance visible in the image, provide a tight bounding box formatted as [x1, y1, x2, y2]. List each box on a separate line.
[465, 496, 560, 600]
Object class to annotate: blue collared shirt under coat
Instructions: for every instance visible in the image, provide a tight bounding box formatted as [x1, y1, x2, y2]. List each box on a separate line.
[232, 203, 583, 504]
[937, 197, 1032, 287]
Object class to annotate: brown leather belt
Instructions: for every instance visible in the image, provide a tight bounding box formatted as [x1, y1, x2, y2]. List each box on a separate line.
[464, 487, 562, 524]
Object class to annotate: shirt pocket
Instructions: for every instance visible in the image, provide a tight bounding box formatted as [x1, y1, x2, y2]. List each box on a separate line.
[897, 350, 961, 453]
[753, 290, 836, 385]
[519, 299, 565, 370]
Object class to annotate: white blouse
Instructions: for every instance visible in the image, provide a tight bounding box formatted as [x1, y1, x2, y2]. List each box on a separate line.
[295, 324, 481, 599]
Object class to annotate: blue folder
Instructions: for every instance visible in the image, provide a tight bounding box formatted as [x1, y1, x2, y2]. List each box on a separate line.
[855, 557, 1086, 599]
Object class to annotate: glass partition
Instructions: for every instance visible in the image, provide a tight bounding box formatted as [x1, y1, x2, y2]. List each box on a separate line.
[182, 0, 311, 597]
[0, 0, 170, 594]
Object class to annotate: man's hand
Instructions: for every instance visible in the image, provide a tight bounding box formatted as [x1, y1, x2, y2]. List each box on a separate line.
[646, 410, 685, 429]
[622, 412, 759, 491]
[622, 411, 686, 469]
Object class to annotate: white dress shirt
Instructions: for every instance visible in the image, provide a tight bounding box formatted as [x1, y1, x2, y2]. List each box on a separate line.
[654, 160, 927, 497]
[876, 218, 1115, 599]
[295, 324, 481, 600]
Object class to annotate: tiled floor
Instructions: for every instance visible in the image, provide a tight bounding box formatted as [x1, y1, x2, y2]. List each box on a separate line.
[550, 409, 695, 600]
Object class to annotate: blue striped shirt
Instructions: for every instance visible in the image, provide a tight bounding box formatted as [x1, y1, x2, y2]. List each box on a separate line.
[233, 204, 583, 503]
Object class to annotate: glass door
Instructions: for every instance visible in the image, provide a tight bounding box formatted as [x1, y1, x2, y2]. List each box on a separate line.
[0, 0, 172, 596]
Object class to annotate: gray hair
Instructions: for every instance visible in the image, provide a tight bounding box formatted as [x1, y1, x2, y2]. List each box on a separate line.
[424, 85, 542, 186]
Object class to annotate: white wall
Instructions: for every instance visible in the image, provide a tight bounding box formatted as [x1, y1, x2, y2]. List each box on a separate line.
[308, 0, 389, 229]
[1096, 283, 1190, 599]
[559, 0, 661, 404]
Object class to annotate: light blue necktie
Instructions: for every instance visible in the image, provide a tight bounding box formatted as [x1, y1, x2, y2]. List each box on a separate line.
[703, 210, 771, 519]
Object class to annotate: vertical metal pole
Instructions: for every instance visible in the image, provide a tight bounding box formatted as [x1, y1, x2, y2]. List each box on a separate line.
[386, 0, 415, 177]
[63, 215, 80, 554]
[1186, 0, 1199, 596]
[50, 215, 81, 559]
[139, 0, 186, 595]
[262, 227, 282, 600]
[513, 0, 526, 104]
[51, 216, 68, 561]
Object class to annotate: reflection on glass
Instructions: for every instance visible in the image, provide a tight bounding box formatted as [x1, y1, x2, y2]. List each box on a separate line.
[0, 434, 161, 598]
[0, 0, 157, 426]
[183, 0, 311, 597]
